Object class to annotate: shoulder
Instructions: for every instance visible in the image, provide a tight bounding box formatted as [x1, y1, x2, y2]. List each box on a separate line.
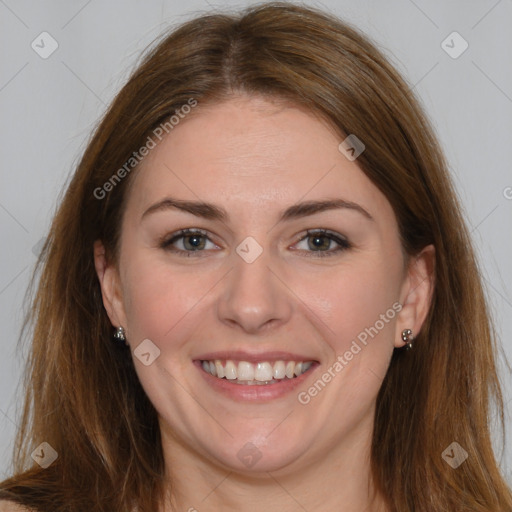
[0, 501, 33, 512]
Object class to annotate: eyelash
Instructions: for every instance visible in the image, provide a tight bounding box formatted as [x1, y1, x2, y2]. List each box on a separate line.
[159, 228, 351, 258]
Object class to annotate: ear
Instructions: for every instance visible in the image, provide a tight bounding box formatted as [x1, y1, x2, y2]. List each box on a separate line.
[93, 240, 128, 329]
[394, 244, 435, 348]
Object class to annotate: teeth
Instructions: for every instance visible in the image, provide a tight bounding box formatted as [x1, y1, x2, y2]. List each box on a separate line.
[238, 361, 254, 381]
[200, 359, 314, 382]
[255, 362, 273, 381]
[215, 361, 225, 379]
[225, 360, 237, 380]
[285, 361, 295, 379]
[273, 361, 286, 379]
[302, 361, 313, 372]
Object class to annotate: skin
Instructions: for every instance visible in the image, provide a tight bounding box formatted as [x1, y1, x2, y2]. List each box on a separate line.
[94, 95, 434, 512]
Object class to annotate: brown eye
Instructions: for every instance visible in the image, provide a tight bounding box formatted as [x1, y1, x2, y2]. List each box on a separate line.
[307, 233, 331, 251]
[160, 228, 217, 256]
[294, 229, 351, 257]
[181, 233, 207, 250]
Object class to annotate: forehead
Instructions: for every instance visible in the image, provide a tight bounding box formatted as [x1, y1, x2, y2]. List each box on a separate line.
[124, 96, 394, 225]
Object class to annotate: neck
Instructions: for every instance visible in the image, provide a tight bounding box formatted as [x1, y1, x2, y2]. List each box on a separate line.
[158, 410, 388, 512]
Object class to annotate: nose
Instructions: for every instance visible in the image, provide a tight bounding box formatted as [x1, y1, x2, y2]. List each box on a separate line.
[216, 246, 293, 334]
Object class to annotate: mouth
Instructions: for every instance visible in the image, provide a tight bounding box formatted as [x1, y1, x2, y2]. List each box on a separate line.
[199, 359, 314, 385]
[193, 354, 319, 401]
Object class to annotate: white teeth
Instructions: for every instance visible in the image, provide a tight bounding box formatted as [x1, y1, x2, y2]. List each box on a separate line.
[273, 361, 286, 379]
[200, 359, 314, 383]
[238, 361, 255, 381]
[255, 362, 273, 381]
[215, 360, 225, 378]
[224, 360, 237, 380]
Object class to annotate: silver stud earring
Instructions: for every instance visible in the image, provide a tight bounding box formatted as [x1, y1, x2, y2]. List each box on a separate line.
[113, 326, 127, 345]
[401, 328, 414, 350]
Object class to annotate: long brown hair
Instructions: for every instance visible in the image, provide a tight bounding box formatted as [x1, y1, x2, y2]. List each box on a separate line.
[1, 3, 510, 511]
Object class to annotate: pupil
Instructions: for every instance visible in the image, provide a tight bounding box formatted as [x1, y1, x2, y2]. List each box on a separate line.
[186, 235, 204, 250]
[310, 235, 329, 250]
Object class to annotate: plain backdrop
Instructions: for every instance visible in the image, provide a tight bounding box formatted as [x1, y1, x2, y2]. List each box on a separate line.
[1, 0, 511, 484]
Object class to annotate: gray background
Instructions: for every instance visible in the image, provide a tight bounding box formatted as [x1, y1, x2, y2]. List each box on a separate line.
[1, 0, 511, 484]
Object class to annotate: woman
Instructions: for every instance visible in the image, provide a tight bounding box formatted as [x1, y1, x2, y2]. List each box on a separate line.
[0, 2, 510, 511]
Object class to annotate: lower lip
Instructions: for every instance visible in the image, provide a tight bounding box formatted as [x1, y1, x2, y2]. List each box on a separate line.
[194, 361, 319, 402]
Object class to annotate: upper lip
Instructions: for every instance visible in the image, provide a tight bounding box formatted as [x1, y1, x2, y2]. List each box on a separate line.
[194, 351, 319, 363]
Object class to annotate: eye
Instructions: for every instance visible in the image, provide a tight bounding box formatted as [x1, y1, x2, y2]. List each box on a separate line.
[292, 229, 351, 257]
[160, 228, 219, 256]
[160, 228, 351, 258]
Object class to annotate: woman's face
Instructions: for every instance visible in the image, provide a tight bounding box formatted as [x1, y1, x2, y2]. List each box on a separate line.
[96, 95, 432, 474]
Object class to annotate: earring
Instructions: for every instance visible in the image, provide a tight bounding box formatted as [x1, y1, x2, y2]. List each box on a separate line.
[401, 328, 414, 350]
[113, 326, 128, 345]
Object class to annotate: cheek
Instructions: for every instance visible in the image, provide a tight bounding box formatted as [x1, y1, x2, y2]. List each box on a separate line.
[120, 254, 209, 343]
[296, 256, 403, 354]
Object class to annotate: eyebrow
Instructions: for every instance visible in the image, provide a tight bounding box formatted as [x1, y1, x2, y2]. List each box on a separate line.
[141, 197, 374, 223]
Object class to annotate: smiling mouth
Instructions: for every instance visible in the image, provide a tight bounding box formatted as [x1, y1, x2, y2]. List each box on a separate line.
[199, 359, 315, 385]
